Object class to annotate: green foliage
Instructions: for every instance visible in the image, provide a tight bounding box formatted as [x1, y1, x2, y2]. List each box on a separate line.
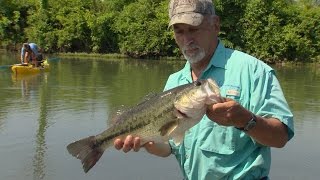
[114, 0, 174, 58]
[0, 0, 319, 62]
[0, 0, 27, 48]
[40, 0, 48, 9]
[241, 0, 283, 62]
[213, 0, 247, 49]
[49, 0, 93, 52]
[241, 0, 319, 63]
[295, 6, 320, 62]
[87, 13, 118, 53]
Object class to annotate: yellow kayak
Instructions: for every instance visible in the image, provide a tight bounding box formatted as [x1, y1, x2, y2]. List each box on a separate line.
[11, 60, 49, 74]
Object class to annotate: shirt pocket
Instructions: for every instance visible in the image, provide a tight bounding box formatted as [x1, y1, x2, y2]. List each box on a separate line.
[198, 120, 237, 155]
[222, 85, 241, 102]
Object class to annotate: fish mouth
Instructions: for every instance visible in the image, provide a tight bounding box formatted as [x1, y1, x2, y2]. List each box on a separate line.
[174, 108, 189, 119]
[178, 109, 188, 118]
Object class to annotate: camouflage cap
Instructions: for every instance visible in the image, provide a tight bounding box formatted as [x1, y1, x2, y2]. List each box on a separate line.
[168, 0, 215, 27]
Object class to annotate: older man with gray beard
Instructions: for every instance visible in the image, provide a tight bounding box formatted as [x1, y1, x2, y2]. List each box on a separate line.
[114, 0, 294, 179]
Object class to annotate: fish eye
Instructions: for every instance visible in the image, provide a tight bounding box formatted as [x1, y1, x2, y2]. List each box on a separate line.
[195, 81, 202, 86]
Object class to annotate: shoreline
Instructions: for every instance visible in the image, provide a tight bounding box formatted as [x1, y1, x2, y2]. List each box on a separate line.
[1, 48, 319, 65]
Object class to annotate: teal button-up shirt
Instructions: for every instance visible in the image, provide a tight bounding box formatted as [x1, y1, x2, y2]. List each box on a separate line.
[164, 42, 294, 180]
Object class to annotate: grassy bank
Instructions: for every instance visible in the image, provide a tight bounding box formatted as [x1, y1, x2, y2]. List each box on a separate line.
[55, 52, 181, 61]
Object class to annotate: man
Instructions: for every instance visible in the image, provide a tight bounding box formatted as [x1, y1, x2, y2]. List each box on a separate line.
[114, 0, 294, 179]
[21, 43, 43, 66]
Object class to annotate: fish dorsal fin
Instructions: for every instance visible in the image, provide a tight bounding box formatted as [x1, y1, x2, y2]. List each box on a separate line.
[108, 92, 159, 126]
[108, 105, 127, 125]
[159, 121, 178, 137]
[144, 92, 158, 100]
[132, 92, 158, 108]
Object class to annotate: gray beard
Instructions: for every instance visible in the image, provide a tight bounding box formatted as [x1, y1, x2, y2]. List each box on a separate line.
[183, 48, 206, 64]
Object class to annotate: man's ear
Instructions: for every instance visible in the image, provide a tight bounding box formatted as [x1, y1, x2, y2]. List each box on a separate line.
[213, 16, 220, 33]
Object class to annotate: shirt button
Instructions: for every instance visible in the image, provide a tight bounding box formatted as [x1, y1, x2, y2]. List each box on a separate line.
[185, 154, 189, 159]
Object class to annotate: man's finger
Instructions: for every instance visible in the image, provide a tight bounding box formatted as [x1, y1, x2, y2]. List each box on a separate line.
[123, 135, 134, 153]
[210, 99, 235, 112]
[133, 137, 141, 152]
[114, 139, 124, 150]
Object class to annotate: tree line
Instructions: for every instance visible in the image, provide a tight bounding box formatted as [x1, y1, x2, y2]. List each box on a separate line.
[0, 0, 319, 63]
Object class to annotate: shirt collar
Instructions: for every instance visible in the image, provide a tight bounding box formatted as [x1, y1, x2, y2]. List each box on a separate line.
[181, 62, 193, 83]
[207, 40, 228, 70]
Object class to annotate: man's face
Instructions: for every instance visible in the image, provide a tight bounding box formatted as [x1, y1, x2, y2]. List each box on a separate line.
[172, 16, 219, 64]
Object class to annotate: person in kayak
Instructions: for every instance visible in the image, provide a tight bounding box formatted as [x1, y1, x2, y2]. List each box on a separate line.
[21, 43, 43, 67]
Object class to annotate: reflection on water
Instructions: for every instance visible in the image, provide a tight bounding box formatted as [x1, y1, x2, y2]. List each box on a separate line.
[0, 53, 320, 179]
[33, 108, 48, 180]
[11, 74, 40, 98]
[33, 74, 49, 180]
[9, 73, 50, 180]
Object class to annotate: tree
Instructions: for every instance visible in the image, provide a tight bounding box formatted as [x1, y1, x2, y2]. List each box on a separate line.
[114, 0, 175, 58]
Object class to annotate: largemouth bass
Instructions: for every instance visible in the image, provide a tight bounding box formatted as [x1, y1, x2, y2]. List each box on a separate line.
[67, 78, 221, 173]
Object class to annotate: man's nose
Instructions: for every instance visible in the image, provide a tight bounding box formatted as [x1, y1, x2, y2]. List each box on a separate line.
[183, 32, 194, 45]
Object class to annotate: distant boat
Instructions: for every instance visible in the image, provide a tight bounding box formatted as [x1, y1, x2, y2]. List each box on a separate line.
[11, 60, 50, 74]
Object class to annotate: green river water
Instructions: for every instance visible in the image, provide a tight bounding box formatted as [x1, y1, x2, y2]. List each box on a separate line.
[0, 51, 319, 179]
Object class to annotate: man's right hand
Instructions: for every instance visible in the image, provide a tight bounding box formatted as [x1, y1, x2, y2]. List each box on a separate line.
[114, 135, 145, 152]
[113, 135, 172, 157]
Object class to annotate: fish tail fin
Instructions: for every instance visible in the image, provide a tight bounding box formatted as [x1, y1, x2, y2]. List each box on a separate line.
[67, 136, 104, 173]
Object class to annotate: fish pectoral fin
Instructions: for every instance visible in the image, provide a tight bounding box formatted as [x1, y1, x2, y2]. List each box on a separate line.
[169, 117, 199, 146]
[169, 123, 187, 146]
[159, 121, 178, 137]
[171, 133, 184, 146]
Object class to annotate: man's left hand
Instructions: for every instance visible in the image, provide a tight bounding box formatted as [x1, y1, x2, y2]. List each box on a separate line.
[206, 98, 252, 128]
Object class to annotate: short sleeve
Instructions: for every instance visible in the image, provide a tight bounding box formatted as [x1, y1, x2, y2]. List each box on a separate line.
[250, 67, 294, 140]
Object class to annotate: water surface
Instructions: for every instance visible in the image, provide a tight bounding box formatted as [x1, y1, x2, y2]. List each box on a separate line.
[0, 52, 319, 179]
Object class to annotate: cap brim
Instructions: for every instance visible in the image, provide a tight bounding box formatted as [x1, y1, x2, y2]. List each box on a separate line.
[168, 13, 204, 28]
